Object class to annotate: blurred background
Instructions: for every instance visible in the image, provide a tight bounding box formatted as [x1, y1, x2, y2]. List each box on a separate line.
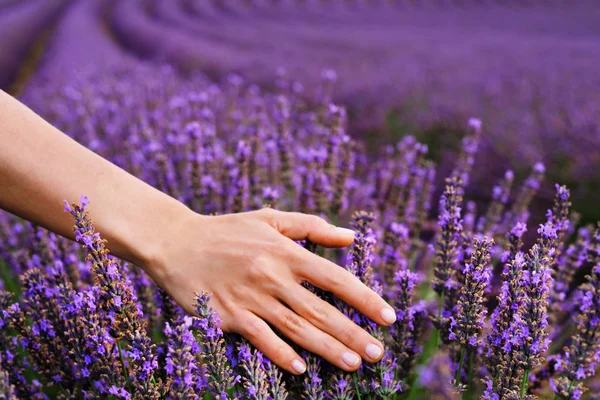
[2, 0, 599, 222]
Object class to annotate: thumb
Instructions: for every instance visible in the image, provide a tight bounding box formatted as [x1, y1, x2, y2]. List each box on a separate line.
[263, 209, 355, 248]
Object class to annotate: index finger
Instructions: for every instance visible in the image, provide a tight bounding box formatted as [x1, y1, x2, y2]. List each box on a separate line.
[261, 209, 355, 248]
[294, 249, 396, 326]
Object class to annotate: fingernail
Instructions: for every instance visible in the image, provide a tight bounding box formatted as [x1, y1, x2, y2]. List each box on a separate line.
[381, 308, 396, 324]
[292, 359, 306, 374]
[334, 227, 355, 238]
[342, 352, 360, 368]
[366, 343, 383, 360]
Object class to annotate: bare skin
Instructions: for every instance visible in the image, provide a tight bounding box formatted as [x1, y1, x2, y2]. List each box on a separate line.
[0, 89, 396, 375]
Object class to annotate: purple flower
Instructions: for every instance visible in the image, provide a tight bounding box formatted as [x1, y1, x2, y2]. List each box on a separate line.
[164, 317, 199, 399]
[552, 258, 600, 398]
[347, 211, 376, 288]
[432, 176, 464, 336]
[192, 292, 238, 398]
[477, 170, 514, 235]
[503, 162, 545, 228]
[450, 238, 493, 387]
[65, 198, 159, 398]
[418, 352, 459, 399]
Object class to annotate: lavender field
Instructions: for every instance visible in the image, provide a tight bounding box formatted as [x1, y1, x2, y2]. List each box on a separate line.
[1, 0, 600, 399]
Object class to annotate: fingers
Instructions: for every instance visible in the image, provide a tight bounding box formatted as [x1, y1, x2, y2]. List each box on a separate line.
[260, 300, 363, 372]
[234, 311, 307, 375]
[261, 209, 354, 248]
[296, 251, 397, 326]
[279, 285, 385, 364]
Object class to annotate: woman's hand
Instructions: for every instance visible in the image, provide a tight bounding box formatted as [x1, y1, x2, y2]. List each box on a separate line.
[144, 207, 396, 375]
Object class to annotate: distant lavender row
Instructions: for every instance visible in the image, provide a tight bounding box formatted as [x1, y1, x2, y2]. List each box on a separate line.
[102, 0, 600, 210]
[1, 64, 599, 399]
[0, 0, 70, 90]
[26, 0, 133, 80]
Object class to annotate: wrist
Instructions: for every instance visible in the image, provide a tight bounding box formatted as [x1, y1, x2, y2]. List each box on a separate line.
[126, 194, 198, 282]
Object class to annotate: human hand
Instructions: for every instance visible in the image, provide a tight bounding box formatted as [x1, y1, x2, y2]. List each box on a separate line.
[144, 207, 396, 375]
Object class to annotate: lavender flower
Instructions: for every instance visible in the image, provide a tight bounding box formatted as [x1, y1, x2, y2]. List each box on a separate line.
[485, 252, 526, 380]
[432, 176, 464, 339]
[265, 359, 288, 400]
[418, 352, 460, 400]
[0, 355, 17, 400]
[450, 238, 493, 348]
[164, 317, 199, 399]
[503, 222, 527, 264]
[503, 162, 545, 228]
[65, 196, 139, 337]
[477, 169, 514, 236]
[66, 197, 160, 398]
[231, 140, 251, 213]
[449, 237, 493, 388]
[547, 184, 572, 239]
[512, 222, 557, 396]
[390, 269, 419, 380]
[380, 221, 410, 290]
[550, 226, 591, 319]
[552, 264, 600, 399]
[330, 135, 353, 216]
[450, 118, 481, 188]
[348, 211, 376, 288]
[193, 292, 239, 398]
[297, 352, 325, 400]
[18, 267, 74, 388]
[0, 293, 44, 399]
[413, 160, 436, 241]
[326, 374, 355, 400]
[236, 341, 270, 399]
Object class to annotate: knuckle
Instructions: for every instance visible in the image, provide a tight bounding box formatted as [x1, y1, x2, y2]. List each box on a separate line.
[307, 214, 326, 229]
[246, 255, 270, 282]
[306, 301, 330, 325]
[281, 311, 304, 335]
[259, 207, 278, 223]
[340, 325, 358, 345]
[356, 293, 380, 316]
[240, 317, 266, 341]
[326, 269, 351, 291]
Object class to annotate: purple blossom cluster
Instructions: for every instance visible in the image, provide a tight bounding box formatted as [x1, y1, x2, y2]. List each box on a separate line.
[1, 66, 600, 399]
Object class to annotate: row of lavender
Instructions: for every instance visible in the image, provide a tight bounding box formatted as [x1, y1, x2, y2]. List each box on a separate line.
[1, 64, 599, 399]
[104, 0, 600, 204]
[0, 0, 71, 90]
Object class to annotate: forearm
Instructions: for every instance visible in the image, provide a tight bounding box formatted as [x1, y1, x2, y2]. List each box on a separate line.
[0, 89, 189, 276]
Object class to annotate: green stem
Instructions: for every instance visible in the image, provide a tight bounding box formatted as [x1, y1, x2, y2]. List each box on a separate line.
[455, 348, 465, 387]
[353, 373, 362, 400]
[520, 369, 530, 397]
[117, 341, 129, 381]
[406, 331, 439, 400]
[465, 349, 474, 400]
[434, 290, 445, 349]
